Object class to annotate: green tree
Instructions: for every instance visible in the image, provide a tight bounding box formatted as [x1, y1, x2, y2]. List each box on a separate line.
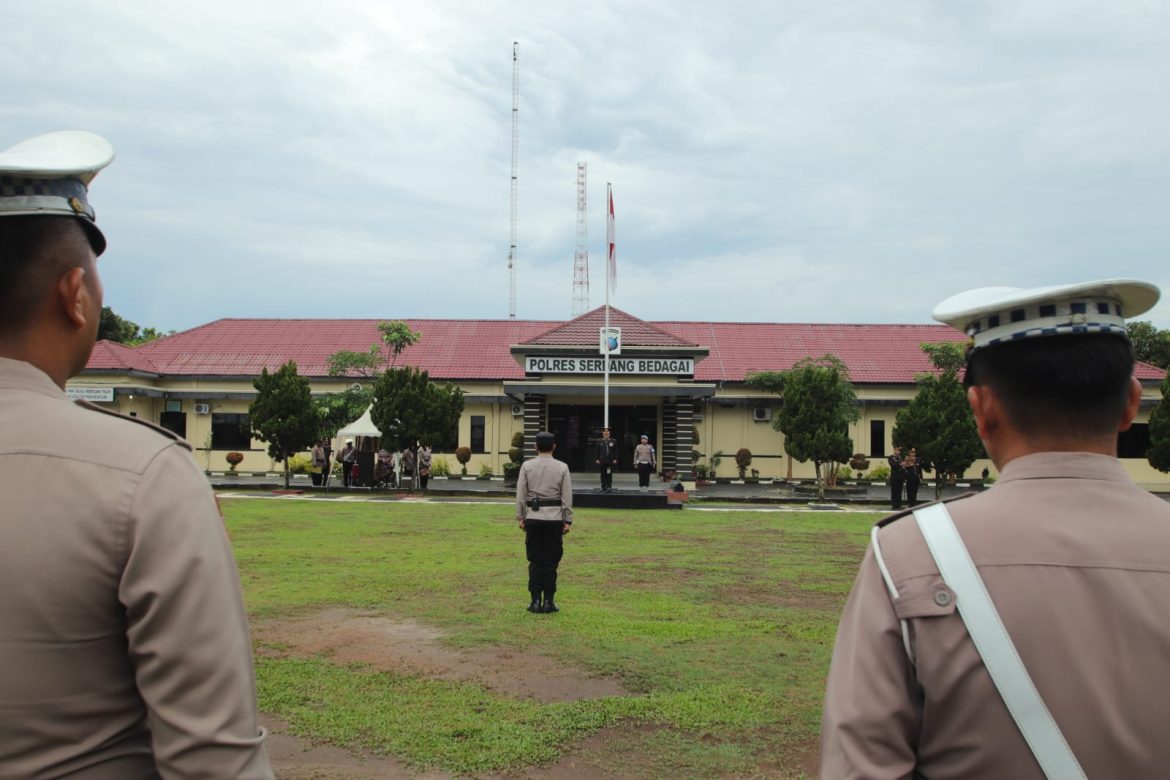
[893, 343, 984, 499]
[370, 366, 464, 452]
[250, 361, 321, 489]
[1127, 321, 1170, 370]
[315, 384, 373, 441]
[751, 355, 858, 500]
[96, 306, 173, 345]
[327, 346, 384, 378]
[324, 321, 422, 378]
[378, 321, 421, 366]
[1147, 373, 1170, 473]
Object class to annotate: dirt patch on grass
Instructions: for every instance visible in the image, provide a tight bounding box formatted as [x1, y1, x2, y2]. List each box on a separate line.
[262, 715, 449, 779]
[253, 608, 630, 704]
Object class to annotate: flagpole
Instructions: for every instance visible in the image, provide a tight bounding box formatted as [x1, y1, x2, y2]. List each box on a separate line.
[604, 182, 611, 430]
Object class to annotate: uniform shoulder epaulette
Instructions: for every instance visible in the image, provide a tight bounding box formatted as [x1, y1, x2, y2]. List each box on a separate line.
[875, 491, 977, 529]
[74, 399, 193, 451]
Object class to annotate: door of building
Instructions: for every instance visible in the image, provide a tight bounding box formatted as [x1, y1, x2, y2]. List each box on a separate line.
[547, 404, 658, 471]
[159, 411, 187, 440]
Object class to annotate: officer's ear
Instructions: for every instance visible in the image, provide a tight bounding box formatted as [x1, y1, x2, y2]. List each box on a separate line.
[57, 266, 96, 332]
[1118, 377, 1143, 433]
[967, 384, 1000, 441]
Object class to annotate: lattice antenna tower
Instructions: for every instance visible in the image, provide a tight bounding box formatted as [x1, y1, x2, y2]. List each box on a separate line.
[507, 41, 519, 318]
[571, 162, 590, 316]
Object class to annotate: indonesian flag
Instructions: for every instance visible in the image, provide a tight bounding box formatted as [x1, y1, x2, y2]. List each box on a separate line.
[607, 184, 616, 292]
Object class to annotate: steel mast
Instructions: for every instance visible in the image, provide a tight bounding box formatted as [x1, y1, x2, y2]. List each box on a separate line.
[571, 162, 590, 316]
[507, 42, 519, 318]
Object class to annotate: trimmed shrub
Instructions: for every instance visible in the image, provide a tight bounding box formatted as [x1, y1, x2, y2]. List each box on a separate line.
[225, 451, 244, 470]
[454, 446, 472, 475]
[866, 464, 891, 481]
[734, 448, 752, 479]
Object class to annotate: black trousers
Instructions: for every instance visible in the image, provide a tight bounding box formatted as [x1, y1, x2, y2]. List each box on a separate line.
[906, 478, 920, 505]
[525, 522, 564, 599]
[637, 462, 653, 488]
[890, 476, 904, 508]
[598, 463, 613, 490]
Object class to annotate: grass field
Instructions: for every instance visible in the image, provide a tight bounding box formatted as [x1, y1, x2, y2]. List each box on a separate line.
[226, 498, 883, 778]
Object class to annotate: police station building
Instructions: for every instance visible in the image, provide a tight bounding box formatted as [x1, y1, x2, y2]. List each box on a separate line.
[73, 306, 1168, 485]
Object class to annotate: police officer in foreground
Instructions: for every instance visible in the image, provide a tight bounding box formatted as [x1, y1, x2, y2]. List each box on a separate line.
[0, 132, 273, 778]
[821, 279, 1170, 778]
[516, 431, 573, 613]
[595, 425, 617, 492]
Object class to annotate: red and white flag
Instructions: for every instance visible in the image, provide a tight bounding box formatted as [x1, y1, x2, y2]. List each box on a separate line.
[607, 184, 616, 292]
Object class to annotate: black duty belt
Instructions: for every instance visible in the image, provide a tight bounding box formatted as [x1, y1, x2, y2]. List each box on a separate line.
[529, 498, 562, 507]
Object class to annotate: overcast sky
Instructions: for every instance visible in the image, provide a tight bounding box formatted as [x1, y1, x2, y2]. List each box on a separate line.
[5, 0, 1169, 332]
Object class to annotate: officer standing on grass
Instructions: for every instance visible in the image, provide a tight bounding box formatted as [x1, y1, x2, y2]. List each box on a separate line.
[821, 279, 1170, 779]
[0, 131, 272, 777]
[516, 431, 573, 613]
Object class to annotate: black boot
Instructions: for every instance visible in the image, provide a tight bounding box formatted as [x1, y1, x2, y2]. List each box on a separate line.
[527, 590, 542, 613]
[541, 591, 558, 613]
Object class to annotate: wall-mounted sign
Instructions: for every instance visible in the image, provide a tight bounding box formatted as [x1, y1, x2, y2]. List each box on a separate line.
[525, 356, 694, 375]
[66, 386, 115, 403]
[599, 327, 621, 355]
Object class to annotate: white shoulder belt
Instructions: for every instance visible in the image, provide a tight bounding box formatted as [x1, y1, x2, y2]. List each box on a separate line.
[872, 503, 1086, 780]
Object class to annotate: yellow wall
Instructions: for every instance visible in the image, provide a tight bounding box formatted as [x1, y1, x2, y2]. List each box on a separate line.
[66, 372, 1170, 485]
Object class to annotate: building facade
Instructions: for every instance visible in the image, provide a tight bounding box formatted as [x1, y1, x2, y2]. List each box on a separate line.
[73, 307, 1168, 486]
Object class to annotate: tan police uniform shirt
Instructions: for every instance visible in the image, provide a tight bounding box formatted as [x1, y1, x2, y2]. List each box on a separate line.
[0, 358, 273, 779]
[634, 443, 655, 466]
[821, 452, 1170, 779]
[516, 454, 574, 525]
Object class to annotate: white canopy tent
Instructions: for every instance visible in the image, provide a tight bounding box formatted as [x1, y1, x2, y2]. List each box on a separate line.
[335, 405, 381, 450]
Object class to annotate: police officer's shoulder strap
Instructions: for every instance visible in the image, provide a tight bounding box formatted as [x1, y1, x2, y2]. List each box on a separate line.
[911, 501, 1086, 780]
[74, 399, 193, 451]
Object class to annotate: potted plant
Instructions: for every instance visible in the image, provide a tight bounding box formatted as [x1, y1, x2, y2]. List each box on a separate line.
[477, 462, 493, 480]
[735, 448, 752, 480]
[849, 453, 871, 480]
[503, 432, 524, 486]
[224, 451, 244, 475]
[710, 450, 724, 481]
[454, 446, 472, 476]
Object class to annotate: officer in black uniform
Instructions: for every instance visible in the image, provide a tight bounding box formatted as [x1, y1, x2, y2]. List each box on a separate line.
[516, 431, 574, 613]
[595, 426, 617, 492]
[887, 445, 904, 509]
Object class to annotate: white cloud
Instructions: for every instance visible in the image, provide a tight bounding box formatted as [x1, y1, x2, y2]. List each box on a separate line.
[3, 0, 1169, 330]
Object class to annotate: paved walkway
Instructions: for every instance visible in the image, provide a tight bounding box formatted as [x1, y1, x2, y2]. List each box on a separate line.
[207, 470, 1003, 508]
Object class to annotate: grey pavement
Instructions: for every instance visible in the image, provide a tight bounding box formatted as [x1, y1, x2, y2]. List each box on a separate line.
[206, 470, 1018, 508]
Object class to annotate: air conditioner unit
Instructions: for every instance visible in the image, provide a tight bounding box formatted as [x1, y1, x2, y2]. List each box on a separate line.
[194, 403, 210, 415]
[510, 404, 524, 416]
[752, 407, 772, 422]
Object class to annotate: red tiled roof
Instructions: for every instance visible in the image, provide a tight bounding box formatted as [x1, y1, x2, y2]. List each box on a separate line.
[84, 316, 1166, 385]
[523, 306, 697, 348]
[86, 340, 160, 373]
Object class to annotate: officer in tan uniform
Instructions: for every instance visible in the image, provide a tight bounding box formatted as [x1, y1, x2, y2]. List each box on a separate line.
[821, 279, 1170, 778]
[0, 132, 273, 778]
[516, 431, 573, 613]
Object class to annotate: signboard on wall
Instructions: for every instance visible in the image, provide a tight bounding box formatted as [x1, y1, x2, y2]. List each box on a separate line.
[599, 327, 621, 355]
[66, 386, 115, 403]
[525, 356, 694, 375]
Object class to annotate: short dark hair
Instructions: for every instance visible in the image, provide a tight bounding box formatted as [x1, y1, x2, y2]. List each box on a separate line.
[965, 334, 1134, 438]
[534, 431, 555, 452]
[0, 215, 91, 333]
